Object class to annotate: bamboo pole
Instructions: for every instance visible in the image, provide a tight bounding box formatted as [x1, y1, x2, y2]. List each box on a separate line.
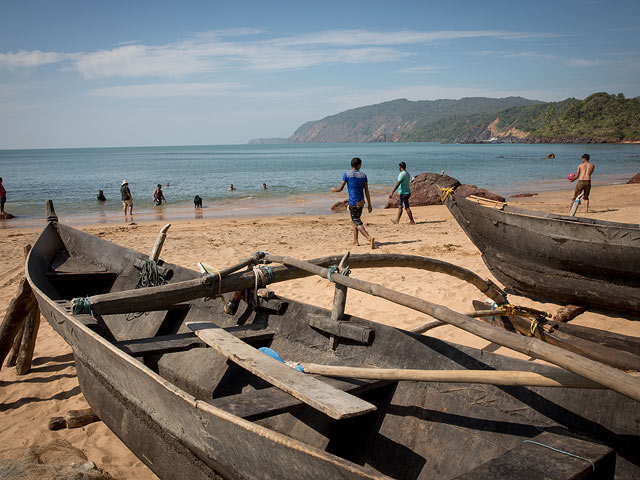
[300, 363, 615, 389]
[265, 254, 640, 403]
[78, 253, 506, 316]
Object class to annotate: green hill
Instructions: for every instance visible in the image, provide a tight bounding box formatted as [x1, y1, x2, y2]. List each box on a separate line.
[286, 93, 640, 144]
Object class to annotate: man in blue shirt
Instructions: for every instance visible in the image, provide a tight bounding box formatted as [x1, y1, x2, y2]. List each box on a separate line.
[389, 161, 415, 225]
[331, 157, 376, 249]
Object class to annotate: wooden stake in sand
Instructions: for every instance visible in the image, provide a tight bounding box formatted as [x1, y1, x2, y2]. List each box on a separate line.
[0, 244, 39, 372]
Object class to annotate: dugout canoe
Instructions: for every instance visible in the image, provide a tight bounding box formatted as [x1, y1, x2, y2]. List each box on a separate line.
[26, 205, 640, 479]
[443, 193, 640, 312]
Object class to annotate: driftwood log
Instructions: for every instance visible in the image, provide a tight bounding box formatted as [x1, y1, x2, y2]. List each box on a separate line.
[553, 305, 585, 323]
[48, 408, 101, 430]
[4, 323, 24, 367]
[0, 271, 38, 370]
[16, 306, 41, 374]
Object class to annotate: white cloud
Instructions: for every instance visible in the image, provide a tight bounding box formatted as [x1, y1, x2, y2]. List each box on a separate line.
[0, 28, 560, 79]
[89, 81, 241, 98]
[0, 49, 65, 68]
[568, 58, 601, 67]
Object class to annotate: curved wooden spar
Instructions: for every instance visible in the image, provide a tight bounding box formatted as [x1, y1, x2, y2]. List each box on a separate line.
[79, 253, 506, 316]
[265, 254, 640, 404]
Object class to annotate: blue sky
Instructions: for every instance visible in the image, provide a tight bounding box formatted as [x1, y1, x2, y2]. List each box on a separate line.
[1, 0, 639, 149]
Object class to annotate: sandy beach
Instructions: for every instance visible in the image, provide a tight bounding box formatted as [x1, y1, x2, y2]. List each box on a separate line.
[1, 183, 639, 479]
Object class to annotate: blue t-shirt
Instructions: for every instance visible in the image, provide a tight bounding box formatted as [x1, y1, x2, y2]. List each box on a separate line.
[397, 170, 411, 195]
[342, 170, 367, 205]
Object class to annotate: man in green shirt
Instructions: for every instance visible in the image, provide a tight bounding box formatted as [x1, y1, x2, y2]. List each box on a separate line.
[389, 162, 415, 225]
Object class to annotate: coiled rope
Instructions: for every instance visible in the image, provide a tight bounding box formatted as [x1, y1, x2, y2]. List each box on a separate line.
[439, 186, 455, 203]
[71, 296, 94, 317]
[127, 259, 167, 320]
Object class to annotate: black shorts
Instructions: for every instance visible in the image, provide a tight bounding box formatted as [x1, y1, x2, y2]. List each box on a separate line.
[399, 194, 411, 209]
[348, 204, 364, 226]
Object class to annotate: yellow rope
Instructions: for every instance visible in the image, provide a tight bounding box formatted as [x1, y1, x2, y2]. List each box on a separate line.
[439, 186, 455, 203]
[530, 317, 540, 336]
[205, 270, 224, 301]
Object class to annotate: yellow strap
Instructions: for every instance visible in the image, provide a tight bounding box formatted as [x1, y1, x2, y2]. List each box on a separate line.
[530, 317, 540, 336]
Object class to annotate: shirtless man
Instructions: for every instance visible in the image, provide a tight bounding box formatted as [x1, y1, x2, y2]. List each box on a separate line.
[569, 154, 595, 213]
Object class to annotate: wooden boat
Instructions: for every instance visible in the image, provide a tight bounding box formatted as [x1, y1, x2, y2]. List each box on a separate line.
[26, 204, 640, 479]
[443, 193, 640, 312]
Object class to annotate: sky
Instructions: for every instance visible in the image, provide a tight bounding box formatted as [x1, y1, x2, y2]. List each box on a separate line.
[1, 0, 639, 149]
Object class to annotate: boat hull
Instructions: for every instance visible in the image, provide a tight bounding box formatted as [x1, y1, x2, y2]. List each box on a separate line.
[26, 221, 640, 479]
[445, 194, 640, 311]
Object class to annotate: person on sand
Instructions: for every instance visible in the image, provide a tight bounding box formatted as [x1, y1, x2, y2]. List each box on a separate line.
[153, 184, 166, 206]
[389, 161, 415, 225]
[569, 154, 595, 213]
[227, 184, 235, 191]
[97, 189, 106, 202]
[120, 180, 133, 216]
[0, 177, 6, 214]
[331, 157, 376, 249]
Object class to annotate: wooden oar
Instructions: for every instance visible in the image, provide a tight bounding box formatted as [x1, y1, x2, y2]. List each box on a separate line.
[264, 254, 640, 403]
[300, 363, 626, 389]
[76, 253, 506, 315]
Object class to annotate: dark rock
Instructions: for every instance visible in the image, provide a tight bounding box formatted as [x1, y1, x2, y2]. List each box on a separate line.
[331, 200, 349, 211]
[455, 184, 506, 202]
[0, 212, 15, 219]
[627, 173, 640, 184]
[510, 193, 538, 198]
[385, 172, 460, 208]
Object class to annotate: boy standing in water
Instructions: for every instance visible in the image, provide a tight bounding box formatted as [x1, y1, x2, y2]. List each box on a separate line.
[389, 161, 416, 224]
[331, 157, 376, 249]
[569, 154, 595, 213]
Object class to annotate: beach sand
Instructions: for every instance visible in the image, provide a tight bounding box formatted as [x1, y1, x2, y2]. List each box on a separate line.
[1, 183, 639, 479]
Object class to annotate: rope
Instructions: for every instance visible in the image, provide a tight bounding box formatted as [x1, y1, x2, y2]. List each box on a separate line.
[71, 296, 93, 317]
[127, 258, 167, 320]
[207, 271, 222, 299]
[523, 440, 595, 472]
[252, 265, 274, 305]
[327, 264, 351, 282]
[438, 186, 455, 203]
[530, 317, 540, 336]
[136, 259, 166, 289]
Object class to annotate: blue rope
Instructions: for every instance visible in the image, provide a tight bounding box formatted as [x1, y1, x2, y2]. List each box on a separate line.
[523, 440, 595, 472]
[72, 296, 94, 317]
[327, 265, 339, 282]
[261, 265, 274, 282]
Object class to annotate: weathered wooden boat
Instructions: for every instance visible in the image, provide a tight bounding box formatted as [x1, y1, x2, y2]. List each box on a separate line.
[443, 193, 640, 312]
[26, 203, 640, 479]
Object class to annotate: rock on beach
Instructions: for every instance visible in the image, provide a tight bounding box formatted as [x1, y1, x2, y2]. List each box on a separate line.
[384, 172, 505, 209]
[627, 173, 640, 184]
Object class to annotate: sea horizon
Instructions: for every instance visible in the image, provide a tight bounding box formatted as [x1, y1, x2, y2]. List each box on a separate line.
[1, 142, 638, 229]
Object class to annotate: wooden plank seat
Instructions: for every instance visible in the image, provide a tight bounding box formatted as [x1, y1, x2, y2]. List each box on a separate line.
[188, 321, 377, 420]
[207, 376, 391, 421]
[453, 431, 614, 479]
[114, 325, 275, 356]
[47, 256, 117, 281]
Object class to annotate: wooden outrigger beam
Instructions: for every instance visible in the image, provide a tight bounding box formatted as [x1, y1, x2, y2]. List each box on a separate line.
[75, 253, 506, 316]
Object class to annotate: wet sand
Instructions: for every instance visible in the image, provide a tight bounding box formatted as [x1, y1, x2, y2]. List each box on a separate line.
[1, 183, 639, 479]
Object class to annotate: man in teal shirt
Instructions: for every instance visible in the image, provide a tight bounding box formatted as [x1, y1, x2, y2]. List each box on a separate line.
[389, 162, 415, 224]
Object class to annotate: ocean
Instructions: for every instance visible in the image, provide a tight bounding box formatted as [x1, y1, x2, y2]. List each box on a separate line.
[1, 142, 639, 228]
